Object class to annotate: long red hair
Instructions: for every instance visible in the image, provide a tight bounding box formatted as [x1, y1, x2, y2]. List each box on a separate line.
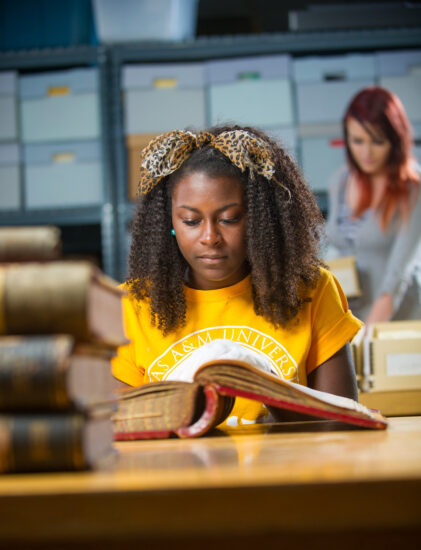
[343, 86, 419, 229]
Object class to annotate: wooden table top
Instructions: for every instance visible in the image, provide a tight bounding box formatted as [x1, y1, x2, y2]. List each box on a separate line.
[0, 416, 420, 545]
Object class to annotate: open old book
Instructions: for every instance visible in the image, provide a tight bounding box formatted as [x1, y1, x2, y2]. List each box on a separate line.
[113, 340, 388, 439]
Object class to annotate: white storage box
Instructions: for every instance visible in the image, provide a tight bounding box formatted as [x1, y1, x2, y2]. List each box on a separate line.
[122, 62, 206, 134]
[0, 143, 20, 210]
[293, 54, 376, 125]
[377, 50, 421, 123]
[300, 134, 346, 192]
[23, 141, 103, 209]
[19, 68, 100, 143]
[206, 55, 293, 128]
[0, 72, 18, 141]
[92, 0, 199, 43]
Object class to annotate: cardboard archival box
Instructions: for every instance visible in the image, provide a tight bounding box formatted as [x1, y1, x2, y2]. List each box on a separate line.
[126, 134, 160, 201]
[359, 389, 421, 417]
[363, 320, 421, 392]
[326, 255, 361, 298]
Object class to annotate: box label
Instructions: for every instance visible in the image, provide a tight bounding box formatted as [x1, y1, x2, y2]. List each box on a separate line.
[386, 353, 421, 376]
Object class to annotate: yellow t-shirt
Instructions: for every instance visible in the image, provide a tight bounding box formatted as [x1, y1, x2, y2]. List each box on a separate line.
[112, 268, 363, 425]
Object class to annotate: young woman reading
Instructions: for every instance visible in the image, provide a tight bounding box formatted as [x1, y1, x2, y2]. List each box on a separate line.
[112, 125, 363, 426]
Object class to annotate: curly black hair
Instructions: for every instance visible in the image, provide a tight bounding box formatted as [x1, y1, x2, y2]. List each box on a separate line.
[128, 125, 325, 335]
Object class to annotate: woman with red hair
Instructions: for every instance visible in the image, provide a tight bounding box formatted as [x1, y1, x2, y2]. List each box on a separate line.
[326, 86, 421, 324]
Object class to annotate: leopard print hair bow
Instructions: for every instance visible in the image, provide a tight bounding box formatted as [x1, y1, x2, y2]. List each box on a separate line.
[138, 129, 276, 195]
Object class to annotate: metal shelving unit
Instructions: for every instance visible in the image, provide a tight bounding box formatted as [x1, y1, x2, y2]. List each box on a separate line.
[109, 27, 421, 281]
[0, 46, 119, 279]
[3, 28, 420, 282]
[109, 27, 421, 62]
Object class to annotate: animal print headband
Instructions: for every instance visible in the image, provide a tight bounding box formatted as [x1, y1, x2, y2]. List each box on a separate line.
[138, 130, 277, 195]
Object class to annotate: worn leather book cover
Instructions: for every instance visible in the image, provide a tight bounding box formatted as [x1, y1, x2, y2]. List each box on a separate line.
[0, 334, 116, 412]
[0, 261, 128, 347]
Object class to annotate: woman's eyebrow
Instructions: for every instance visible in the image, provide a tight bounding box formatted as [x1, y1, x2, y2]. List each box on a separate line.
[176, 203, 241, 213]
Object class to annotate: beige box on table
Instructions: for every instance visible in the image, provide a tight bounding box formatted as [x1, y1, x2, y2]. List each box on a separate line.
[359, 389, 421, 417]
[326, 255, 361, 298]
[358, 321, 421, 415]
[364, 320, 421, 392]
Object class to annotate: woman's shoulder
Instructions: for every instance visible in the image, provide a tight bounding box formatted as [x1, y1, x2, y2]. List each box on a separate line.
[315, 266, 335, 290]
[120, 280, 149, 308]
[312, 265, 351, 303]
[304, 266, 336, 301]
[312, 266, 358, 319]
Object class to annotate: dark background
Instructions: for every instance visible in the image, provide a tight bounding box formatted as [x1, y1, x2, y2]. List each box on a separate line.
[1, 0, 421, 51]
[196, 0, 421, 34]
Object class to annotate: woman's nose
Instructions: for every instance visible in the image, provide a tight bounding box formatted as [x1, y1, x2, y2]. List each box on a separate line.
[200, 220, 221, 245]
[365, 142, 374, 154]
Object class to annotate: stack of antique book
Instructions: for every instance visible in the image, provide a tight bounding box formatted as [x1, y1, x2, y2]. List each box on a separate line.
[0, 226, 127, 473]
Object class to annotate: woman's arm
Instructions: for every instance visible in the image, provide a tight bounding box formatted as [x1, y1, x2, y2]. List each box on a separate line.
[268, 343, 358, 422]
[307, 343, 358, 400]
[365, 292, 393, 326]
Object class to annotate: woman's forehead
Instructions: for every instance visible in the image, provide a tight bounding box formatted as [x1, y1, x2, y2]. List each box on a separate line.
[172, 171, 245, 202]
[347, 117, 386, 139]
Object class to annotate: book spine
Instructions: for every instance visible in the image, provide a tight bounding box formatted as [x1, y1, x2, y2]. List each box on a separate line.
[0, 262, 91, 338]
[176, 385, 224, 438]
[0, 226, 62, 262]
[0, 336, 72, 411]
[0, 414, 88, 473]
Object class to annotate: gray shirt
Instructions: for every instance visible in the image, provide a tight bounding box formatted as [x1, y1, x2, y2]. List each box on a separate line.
[325, 166, 421, 321]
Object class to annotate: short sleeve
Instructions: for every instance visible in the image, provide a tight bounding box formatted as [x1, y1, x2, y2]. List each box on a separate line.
[306, 269, 364, 374]
[111, 292, 145, 386]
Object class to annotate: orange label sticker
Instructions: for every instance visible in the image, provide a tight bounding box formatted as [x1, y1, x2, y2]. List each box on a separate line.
[47, 86, 70, 96]
[153, 78, 177, 89]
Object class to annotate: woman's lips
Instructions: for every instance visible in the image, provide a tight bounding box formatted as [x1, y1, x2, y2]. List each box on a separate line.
[198, 255, 227, 265]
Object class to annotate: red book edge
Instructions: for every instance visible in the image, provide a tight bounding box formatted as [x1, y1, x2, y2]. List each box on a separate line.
[214, 384, 388, 430]
[176, 385, 221, 438]
[114, 429, 172, 441]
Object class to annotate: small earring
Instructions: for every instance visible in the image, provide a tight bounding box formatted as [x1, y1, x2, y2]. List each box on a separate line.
[171, 229, 175, 236]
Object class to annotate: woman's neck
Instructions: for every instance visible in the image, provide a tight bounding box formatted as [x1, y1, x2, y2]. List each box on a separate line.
[346, 171, 389, 212]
